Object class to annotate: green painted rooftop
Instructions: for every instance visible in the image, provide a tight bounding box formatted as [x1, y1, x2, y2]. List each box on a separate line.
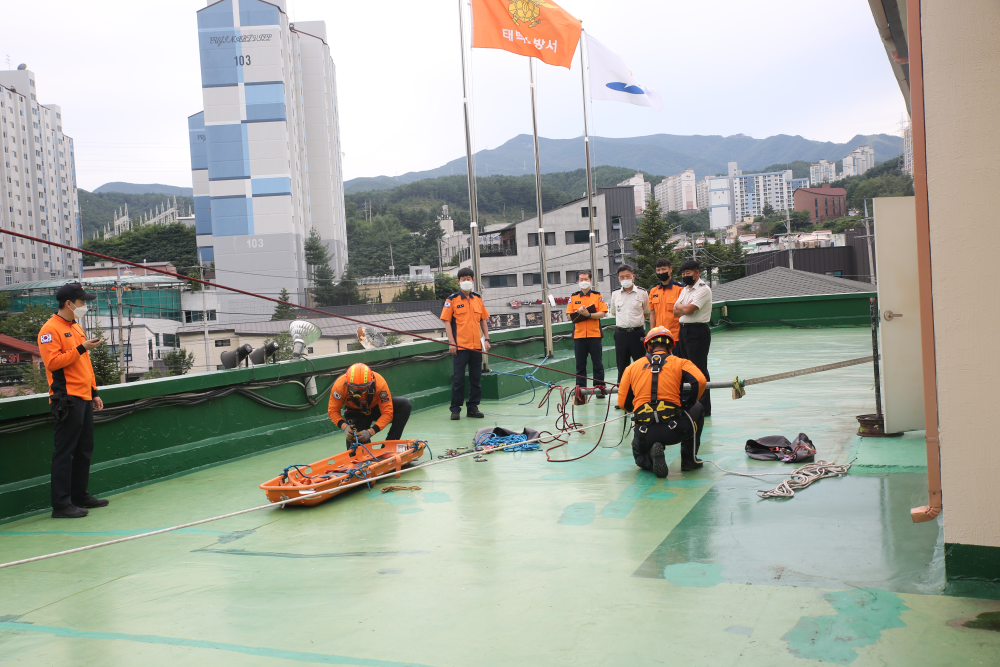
[1, 327, 998, 666]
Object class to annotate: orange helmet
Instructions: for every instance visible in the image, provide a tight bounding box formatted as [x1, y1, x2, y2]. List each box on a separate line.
[345, 363, 376, 403]
[643, 326, 676, 351]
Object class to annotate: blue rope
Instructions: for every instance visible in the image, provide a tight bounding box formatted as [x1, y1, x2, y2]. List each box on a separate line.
[489, 356, 556, 405]
[474, 432, 541, 453]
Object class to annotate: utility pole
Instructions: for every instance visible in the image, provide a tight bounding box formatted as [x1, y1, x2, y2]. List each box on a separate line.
[863, 199, 876, 285]
[388, 242, 395, 278]
[776, 233, 795, 270]
[115, 280, 126, 383]
[201, 263, 211, 372]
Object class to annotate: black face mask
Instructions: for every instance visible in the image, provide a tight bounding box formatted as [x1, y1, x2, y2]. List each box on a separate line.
[681, 275, 697, 286]
[656, 273, 672, 283]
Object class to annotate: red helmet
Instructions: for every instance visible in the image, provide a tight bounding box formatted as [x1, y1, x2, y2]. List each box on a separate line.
[345, 363, 376, 403]
[643, 326, 676, 351]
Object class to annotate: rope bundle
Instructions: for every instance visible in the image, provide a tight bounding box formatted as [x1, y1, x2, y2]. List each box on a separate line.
[755, 460, 854, 499]
[473, 433, 542, 453]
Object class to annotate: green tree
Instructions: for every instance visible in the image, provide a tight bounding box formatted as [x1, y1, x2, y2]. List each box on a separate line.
[434, 273, 459, 299]
[762, 203, 776, 217]
[186, 268, 203, 291]
[317, 264, 364, 307]
[632, 197, 679, 289]
[82, 222, 198, 272]
[392, 282, 436, 302]
[163, 348, 195, 376]
[0, 292, 10, 313]
[0, 304, 52, 343]
[263, 331, 294, 362]
[304, 227, 328, 267]
[14, 362, 49, 396]
[789, 209, 813, 231]
[88, 322, 124, 386]
[271, 288, 295, 321]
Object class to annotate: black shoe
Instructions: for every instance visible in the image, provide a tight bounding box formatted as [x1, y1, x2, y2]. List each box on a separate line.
[52, 505, 88, 519]
[614, 405, 623, 410]
[467, 409, 484, 418]
[650, 443, 669, 478]
[74, 495, 109, 509]
[681, 458, 704, 472]
[450, 412, 460, 421]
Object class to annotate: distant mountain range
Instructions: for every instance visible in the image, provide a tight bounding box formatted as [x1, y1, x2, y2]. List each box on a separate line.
[93, 182, 193, 197]
[345, 133, 903, 193]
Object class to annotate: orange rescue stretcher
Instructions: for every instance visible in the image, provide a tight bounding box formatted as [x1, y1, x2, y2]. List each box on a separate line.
[260, 439, 428, 507]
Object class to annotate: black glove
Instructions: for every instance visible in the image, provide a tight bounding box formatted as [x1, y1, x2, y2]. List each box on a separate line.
[53, 395, 72, 423]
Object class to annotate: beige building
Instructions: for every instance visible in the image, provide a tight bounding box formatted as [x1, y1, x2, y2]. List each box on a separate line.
[865, 0, 1000, 584]
[654, 168, 697, 213]
[177, 311, 446, 371]
[616, 173, 651, 214]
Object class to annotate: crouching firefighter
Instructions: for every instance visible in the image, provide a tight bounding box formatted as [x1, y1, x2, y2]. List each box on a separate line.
[618, 326, 707, 477]
[328, 363, 411, 450]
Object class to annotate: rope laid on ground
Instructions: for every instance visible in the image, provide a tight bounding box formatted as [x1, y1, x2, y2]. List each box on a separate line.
[0, 414, 627, 571]
[754, 460, 855, 498]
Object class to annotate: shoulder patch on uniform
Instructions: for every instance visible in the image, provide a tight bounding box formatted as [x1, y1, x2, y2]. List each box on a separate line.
[379, 390, 389, 402]
[64, 332, 73, 337]
[40, 334, 53, 344]
[333, 391, 342, 400]
[444, 301, 451, 308]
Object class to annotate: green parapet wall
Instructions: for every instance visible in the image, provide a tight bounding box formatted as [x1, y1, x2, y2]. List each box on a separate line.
[710, 292, 876, 330]
[0, 320, 616, 524]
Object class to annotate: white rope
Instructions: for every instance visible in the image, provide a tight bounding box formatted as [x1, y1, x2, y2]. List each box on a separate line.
[0, 415, 628, 571]
[754, 459, 855, 499]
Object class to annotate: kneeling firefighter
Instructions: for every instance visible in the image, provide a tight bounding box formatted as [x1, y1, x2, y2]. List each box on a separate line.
[328, 363, 411, 448]
[618, 326, 706, 477]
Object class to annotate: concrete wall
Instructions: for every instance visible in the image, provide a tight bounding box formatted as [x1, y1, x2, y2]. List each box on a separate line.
[922, 0, 1000, 552]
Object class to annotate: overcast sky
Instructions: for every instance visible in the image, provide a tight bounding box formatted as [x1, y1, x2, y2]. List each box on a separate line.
[0, 0, 905, 191]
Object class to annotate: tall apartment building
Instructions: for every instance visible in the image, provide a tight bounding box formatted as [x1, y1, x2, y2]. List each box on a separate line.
[0, 66, 81, 286]
[695, 176, 710, 210]
[810, 159, 837, 185]
[617, 173, 651, 214]
[654, 168, 697, 213]
[842, 145, 875, 177]
[708, 161, 807, 229]
[189, 0, 347, 323]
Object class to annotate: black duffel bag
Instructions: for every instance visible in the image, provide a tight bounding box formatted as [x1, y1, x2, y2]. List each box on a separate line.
[745, 433, 815, 463]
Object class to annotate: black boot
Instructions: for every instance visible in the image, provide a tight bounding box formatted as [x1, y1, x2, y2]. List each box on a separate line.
[681, 437, 703, 471]
[650, 442, 669, 478]
[52, 505, 88, 519]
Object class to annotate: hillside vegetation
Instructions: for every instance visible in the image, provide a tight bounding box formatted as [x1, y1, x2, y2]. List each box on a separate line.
[78, 189, 195, 240]
[831, 156, 913, 210]
[82, 223, 198, 273]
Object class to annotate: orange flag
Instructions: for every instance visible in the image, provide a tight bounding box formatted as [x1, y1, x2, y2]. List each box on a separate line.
[471, 0, 582, 69]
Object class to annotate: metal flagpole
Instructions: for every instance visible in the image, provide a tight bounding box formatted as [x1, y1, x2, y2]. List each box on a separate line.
[529, 58, 554, 356]
[579, 32, 598, 287]
[457, 0, 482, 291]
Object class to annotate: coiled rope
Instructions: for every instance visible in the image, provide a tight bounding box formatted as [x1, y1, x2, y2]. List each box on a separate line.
[473, 433, 541, 452]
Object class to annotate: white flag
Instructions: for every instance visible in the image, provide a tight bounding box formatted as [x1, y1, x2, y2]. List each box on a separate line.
[585, 33, 663, 111]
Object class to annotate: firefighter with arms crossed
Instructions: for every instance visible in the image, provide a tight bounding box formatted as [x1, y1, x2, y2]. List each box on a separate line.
[328, 363, 411, 447]
[618, 326, 707, 477]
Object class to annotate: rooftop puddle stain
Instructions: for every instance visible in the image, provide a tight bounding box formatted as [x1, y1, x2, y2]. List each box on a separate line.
[0, 621, 437, 667]
[662, 562, 724, 587]
[725, 625, 753, 636]
[421, 492, 451, 503]
[963, 611, 1000, 632]
[558, 502, 595, 525]
[782, 588, 908, 664]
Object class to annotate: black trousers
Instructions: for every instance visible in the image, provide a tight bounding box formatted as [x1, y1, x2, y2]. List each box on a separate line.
[344, 397, 412, 442]
[574, 337, 605, 388]
[451, 350, 482, 412]
[50, 396, 95, 509]
[631, 402, 704, 471]
[613, 327, 646, 382]
[677, 323, 712, 415]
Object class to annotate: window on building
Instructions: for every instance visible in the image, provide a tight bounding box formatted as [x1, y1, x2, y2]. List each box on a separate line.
[611, 215, 622, 230]
[547, 271, 560, 285]
[154, 333, 160, 346]
[598, 269, 604, 282]
[580, 206, 597, 218]
[214, 339, 231, 348]
[566, 230, 599, 245]
[527, 232, 556, 246]
[523, 272, 541, 286]
[486, 274, 517, 288]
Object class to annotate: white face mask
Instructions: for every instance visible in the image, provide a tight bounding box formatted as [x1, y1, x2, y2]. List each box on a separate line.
[72, 304, 88, 319]
[619, 278, 633, 289]
[459, 280, 474, 292]
[578, 281, 592, 291]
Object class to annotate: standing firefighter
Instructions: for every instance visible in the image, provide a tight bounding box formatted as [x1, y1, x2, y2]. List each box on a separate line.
[328, 363, 411, 446]
[38, 282, 108, 519]
[618, 326, 706, 477]
[567, 269, 608, 392]
[441, 267, 491, 420]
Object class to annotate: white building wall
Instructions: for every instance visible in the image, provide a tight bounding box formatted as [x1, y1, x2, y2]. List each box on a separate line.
[842, 145, 876, 177]
[0, 67, 82, 286]
[618, 173, 650, 213]
[810, 159, 837, 185]
[696, 176, 710, 209]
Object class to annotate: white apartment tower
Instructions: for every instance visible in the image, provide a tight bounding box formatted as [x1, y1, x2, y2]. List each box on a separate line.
[654, 168, 697, 213]
[842, 145, 876, 177]
[708, 161, 807, 229]
[189, 0, 347, 322]
[0, 66, 82, 286]
[695, 176, 710, 210]
[617, 173, 651, 214]
[810, 159, 837, 185]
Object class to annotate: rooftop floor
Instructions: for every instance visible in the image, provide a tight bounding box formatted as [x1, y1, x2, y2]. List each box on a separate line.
[2, 328, 999, 666]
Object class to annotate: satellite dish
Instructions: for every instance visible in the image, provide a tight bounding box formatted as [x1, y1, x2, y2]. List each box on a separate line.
[357, 326, 387, 349]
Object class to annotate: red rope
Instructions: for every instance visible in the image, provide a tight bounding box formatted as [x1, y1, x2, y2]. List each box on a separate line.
[1, 228, 617, 386]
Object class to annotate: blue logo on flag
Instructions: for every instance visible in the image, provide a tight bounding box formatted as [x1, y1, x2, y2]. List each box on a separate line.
[606, 82, 645, 95]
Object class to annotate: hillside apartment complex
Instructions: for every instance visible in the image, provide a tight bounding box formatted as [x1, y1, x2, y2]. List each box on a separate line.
[0, 67, 82, 286]
[707, 162, 809, 230]
[188, 0, 348, 323]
